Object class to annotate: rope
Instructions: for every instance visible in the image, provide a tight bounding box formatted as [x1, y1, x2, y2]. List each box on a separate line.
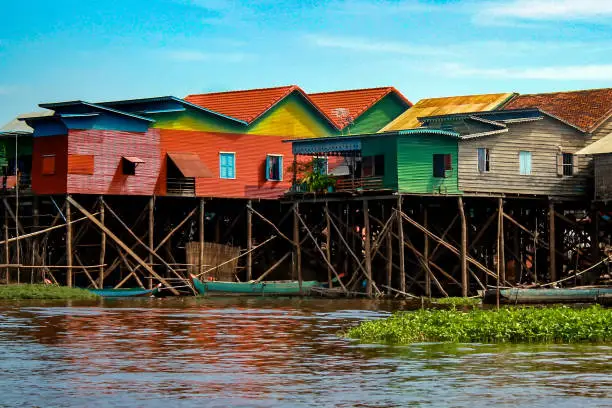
[540, 256, 610, 287]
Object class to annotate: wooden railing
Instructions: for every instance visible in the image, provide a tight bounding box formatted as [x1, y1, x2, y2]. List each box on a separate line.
[167, 177, 196, 196]
[335, 176, 384, 192]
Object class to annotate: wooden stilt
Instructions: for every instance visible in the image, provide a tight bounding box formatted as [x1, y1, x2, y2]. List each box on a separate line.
[325, 201, 332, 288]
[66, 195, 73, 287]
[148, 197, 155, 289]
[246, 200, 252, 281]
[293, 203, 302, 290]
[4, 205, 9, 284]
[423, 205, 431, 297]
[397, 196, 406, 293]
[99, 197, 105, 288]
[496, 198, 502, 309]
[255, 252, 291, 283]
[363, 200, 373, 297]
[200, 198, 205, 276]
[386, 205, 393, 296]
[548, 201, 556, 282]
[458, 197, 468, 297]
[499, 198, 505, 284]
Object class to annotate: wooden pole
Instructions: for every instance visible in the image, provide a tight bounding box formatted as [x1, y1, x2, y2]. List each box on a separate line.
[423, 205, 431, 297]
[496, 198, 502, 309]
[386, 205, 393, 296]
[3, 205, 9, 284]
[66, 196, 180, 295]
[246, 200, 252, 281]
[325, 201, 332, 289]
[548, 201, 556, 282]
[255, 252, 291, 283]
[148, 197, 155, 289]
[293, 203, 302, 292]
[99, 197, 105, 288]
[499, 198, 505, 284]
[200, 198, 205, 276]
[363, 200, 373, 297]
[66, 195, 73, 287]
[397, 196, 406, 293]
[458, 197, 468, 297]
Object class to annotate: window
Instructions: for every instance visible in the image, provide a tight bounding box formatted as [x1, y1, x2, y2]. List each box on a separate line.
[477, 148, 490, 173]
[519, 151, 532, 175]
[68, 154, 95, 175]
[313, 157, 328, 175]
[557, 152, 575, 176]
[362, 155, 385, 177]
[433, 154, 452, 178]
[219, 152, 235, 179]
[266, 154, 283, 181]
[123, 160, 136, 175]
[41, 154, 56, 175]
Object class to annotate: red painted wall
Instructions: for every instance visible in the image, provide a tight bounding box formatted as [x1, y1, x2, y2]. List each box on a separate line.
[66, 129, 161, 195]
[32, 135, 68, 194]
[157, 129, 294, 199]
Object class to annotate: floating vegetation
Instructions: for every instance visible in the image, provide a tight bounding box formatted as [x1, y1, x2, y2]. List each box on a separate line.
[434, 297, 481, 307]
[0, 284, 100, 300]
[346, 306, 612, 344]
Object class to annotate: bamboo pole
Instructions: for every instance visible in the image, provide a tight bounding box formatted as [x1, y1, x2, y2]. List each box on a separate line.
[99, 197, 105, 288]
[549, 201, 556, 282]
[66, 196, 180, 295]
[458, 197, 468, 297]
[196, 235, 276, 278]
[4, 205, 9, 284]
[255, 252, 291, 283]
[74, 253, 99, 289]
[397, 196, 405, 293]
[496, 198, 502, 309]
[325, 201, 332, 289]
[386, 205, 393, 296]
[200, 198, 205, 276]
[423, 206, 430, 297]
[363, 200, 373, 297]
[148, 197, 155, 289]
[499, 198, 505, 284]
[248, 204, 293, 245]
[66, 195, 73, 287]
[157, 207, 198, 252]
[403, 235, 449, 297]
[293, 203, 301, 286]
[0, 213, 94, 246]
[246, 200, 252, 281]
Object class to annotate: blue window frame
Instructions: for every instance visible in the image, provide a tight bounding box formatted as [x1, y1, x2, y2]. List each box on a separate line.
[265, 154, 283, 181]
[219, 152, 235, 179]
[519, 151, 532, 175]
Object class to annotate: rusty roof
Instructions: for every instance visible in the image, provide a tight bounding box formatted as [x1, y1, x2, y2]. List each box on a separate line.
[380, 93, 516, 132]
[167, 152, 213, 178]
[504, 88, 612, 133]
[309, 87, 412, 130]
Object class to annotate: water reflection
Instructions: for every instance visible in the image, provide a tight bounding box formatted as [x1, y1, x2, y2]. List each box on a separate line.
[0, 298, 611, 407]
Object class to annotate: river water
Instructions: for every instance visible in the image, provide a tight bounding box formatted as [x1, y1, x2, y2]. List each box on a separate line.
[0, 298, 611, 407]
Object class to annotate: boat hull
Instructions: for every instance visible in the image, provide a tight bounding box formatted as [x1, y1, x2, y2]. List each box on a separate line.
[88, 287, 160, 298]
[191, 275, 319, 296]
[484, 287, 612, 304]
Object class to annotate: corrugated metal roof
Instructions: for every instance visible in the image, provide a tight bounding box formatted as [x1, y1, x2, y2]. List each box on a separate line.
[576, 133, 612, 155]
[309, 87, 412, 130]
[167, 152, 213, 178]
[504, 88, 612, 133]
[380, 93, 516, 132]
[1, 111, 54, 134]
[123, 156, 146, 163]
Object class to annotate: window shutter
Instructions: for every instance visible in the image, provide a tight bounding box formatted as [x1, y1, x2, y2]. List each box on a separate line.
[444, 154, 452, 170]
[265, 156, 271, 181]
[42, 155, 56, 175]
[572, 154, 578, 175]
[556, 153, 563, 176]
[229, 154, 235, 178]
[279, 156, 283, 181]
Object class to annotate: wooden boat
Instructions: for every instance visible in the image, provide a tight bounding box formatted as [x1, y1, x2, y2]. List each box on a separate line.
[190, 275, 320, 296]
[88, 284, 162, 298]
[483, 287, 612, 304]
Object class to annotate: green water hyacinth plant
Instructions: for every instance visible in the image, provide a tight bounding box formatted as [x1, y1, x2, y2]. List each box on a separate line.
[0, 284, 100, 300]
[346, 306, 612, 344]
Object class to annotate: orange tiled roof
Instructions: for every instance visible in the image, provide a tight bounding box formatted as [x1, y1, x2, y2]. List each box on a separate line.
[309, 87, 412, 130]
[504, 88, 612, 133]
[185, 85, 326, 125]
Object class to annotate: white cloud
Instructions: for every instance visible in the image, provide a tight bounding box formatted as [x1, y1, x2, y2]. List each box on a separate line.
[163, 50, 249, 62]
[441, 63, 612, 80]
[328, 0, 446, 15]
[479, 0, 612, 20]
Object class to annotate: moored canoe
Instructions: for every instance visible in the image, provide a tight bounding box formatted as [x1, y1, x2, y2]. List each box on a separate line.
[190, 275, 319, 296]
[483, 287, 612, 304]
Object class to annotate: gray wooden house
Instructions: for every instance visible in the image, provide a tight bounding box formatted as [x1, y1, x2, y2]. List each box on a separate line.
[577, 134, 612, 202]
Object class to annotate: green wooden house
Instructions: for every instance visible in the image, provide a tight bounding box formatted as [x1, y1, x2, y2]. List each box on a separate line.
[288, 128, 460, 195]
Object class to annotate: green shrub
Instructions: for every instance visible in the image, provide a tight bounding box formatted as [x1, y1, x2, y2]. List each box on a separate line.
[346, 306, 612, 344]
[0, 284, 99, 300]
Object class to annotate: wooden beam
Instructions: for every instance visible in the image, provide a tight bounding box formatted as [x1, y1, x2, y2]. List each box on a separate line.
[326, 201, 332, 289]
[255, 252, 291, 283]
[423, 206, 430, 297]
[386, 205, 393, 296]
[99, 197, 105, 289]
[363, 200, 373, 297]
[66, 196, 179, 295]
[3, 204, 9, 284]
[156, 207, 197, 252]
[148, 197, 155, 289]
[246, 200, 252, 281]
[248, 204, 293, 245]
[549, 201, 557, 282]
[66, 195, 73, 287]
[74, 253, 99, 289]
[200, 198, 205, 276]
[499, 198, 505, 284]
[458, 197, 468, 297]
[294, 204, 302, 292]
[397, 196, 406, 293]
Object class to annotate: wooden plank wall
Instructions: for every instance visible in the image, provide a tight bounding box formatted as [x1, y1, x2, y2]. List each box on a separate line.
[594, 154, 612, 201]
[458, 117, 591, 197]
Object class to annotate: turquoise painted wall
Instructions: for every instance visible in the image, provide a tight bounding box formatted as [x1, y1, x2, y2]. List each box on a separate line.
[396, 134, 460, 194]
[361, 135, 398, 190]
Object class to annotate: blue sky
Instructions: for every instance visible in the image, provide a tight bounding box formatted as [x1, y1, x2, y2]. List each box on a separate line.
[0, 0, 611, 125]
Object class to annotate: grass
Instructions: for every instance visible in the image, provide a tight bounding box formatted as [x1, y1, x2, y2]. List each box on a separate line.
[433, 297, 481, 307]
[346, 305, 612, 344]
[0, 284, 100, 300]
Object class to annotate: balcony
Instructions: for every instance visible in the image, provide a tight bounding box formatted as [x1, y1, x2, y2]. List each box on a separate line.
[335, 176, 384, 192]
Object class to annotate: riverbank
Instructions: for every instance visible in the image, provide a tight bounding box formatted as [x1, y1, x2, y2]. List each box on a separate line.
[346, 306, 612, 344]
[0, 284, 99, 300]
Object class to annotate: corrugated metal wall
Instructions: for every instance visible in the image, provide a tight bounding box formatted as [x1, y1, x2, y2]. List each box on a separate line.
[158, 129, 293, 199]
[397, 134, 460, 194]
[66, 129, 161, 195]
[32, 135, 68, 194]
[458, 117, 590, 197]
[594, 154, 612, 201]
[362, 135, 398, 189]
